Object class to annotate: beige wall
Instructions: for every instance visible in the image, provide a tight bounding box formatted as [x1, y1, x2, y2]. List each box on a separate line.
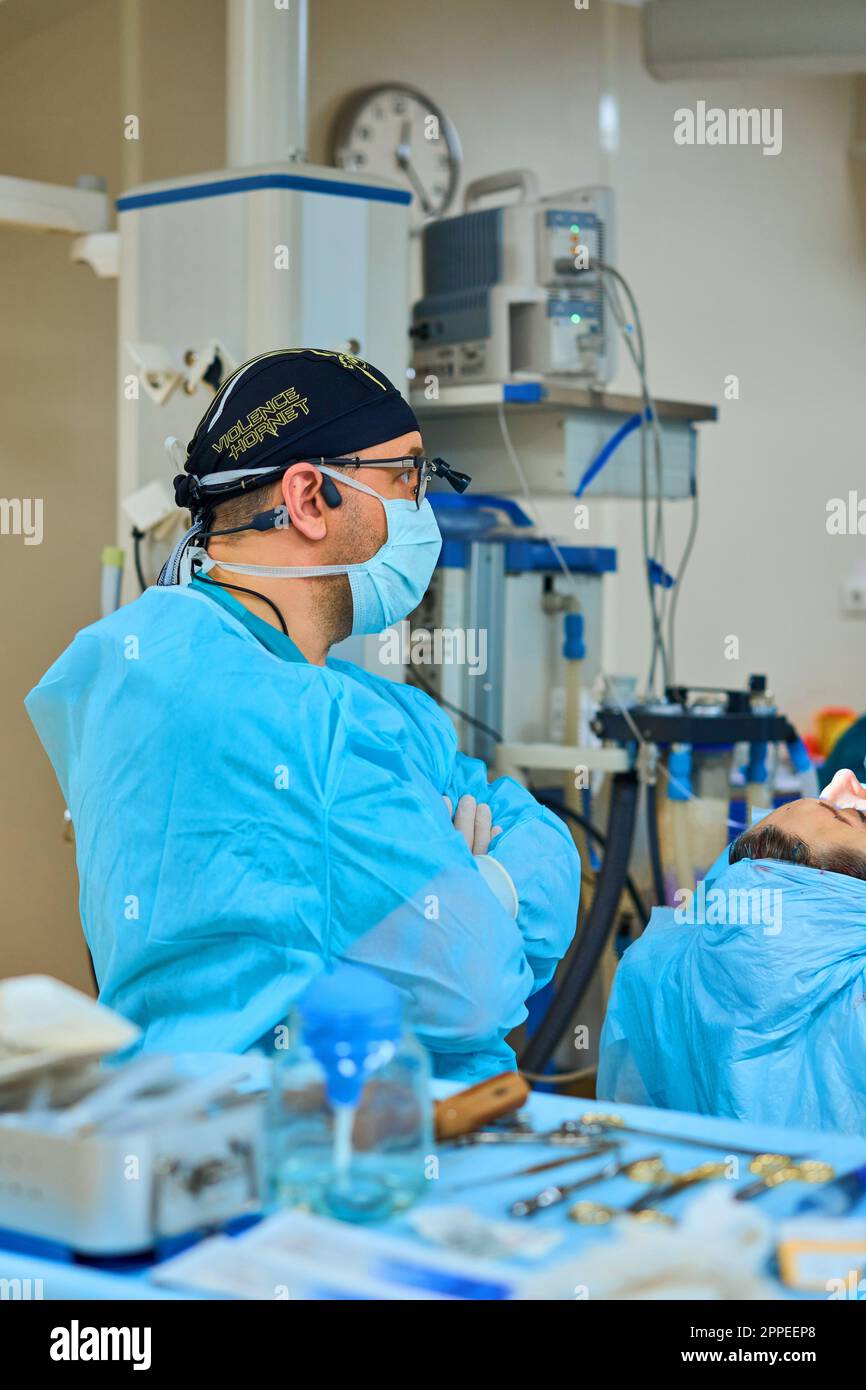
[1, 0, 120, 988]
[2, 0, 865, 984]
[0, 0, 224, 985]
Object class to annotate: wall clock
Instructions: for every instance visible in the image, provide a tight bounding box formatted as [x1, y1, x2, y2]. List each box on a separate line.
[331, 83, 462, 228]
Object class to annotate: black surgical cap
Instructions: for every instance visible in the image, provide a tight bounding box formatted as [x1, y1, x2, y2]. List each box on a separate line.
[174, 348, 419, 512]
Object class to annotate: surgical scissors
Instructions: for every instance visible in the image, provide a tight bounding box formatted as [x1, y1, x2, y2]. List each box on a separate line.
[734, 1158, 835, 1202]
[510, 1154, 666, 1218]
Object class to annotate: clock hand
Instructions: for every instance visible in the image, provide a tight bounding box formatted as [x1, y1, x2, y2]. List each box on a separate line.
[395, 148, 434, 214]
[396, 119, 415, 174]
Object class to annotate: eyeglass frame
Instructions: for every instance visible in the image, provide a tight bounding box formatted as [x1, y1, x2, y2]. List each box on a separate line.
[309, 455, 453, 508]
[194, 454, 470, 512]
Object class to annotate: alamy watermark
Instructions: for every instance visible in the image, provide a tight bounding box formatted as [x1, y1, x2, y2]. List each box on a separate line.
[827, 492, 866, 536]
[50, 1321, 151, 1370]
[673, 880, 782, 935]
[379, 619, 488, 676]
[1, 1276, 43, 1299]
[0, 497, 43, 545]
[674, 101, 782, 157]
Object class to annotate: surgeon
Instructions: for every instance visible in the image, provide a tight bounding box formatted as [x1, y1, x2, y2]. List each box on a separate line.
[26, 348, 580, 1081]
[598, 794, 866, 1133]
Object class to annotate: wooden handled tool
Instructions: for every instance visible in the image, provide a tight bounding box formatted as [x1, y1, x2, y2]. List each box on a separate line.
[434, 1072, 530, 1141]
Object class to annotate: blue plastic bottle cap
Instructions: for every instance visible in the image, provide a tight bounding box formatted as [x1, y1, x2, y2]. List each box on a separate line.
[299, 964, 402, 1037]
[299, 964, 403, 1107]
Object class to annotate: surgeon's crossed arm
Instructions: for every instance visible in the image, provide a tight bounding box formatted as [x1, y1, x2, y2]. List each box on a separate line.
[320, 669, 579, 1071]
[443, 754, 581, 996]
[346, 668, 579, 987]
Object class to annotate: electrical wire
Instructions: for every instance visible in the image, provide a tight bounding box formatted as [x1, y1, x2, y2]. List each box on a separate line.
[496, 402, 584, 600]
[408, 666, 504, 745]
[518, 1062, 596, 1085]
[666, 473, 700, 690]
[404, 657, 652, 919]
[597, 262, 669, 692]
[192, 568, 291, 637]
[495, 327, 731, 823]
[131, 527, 148, 594]
[596, 275, 663, 680]
[598, 262, 705, 695]
[533, 794, 649, 925]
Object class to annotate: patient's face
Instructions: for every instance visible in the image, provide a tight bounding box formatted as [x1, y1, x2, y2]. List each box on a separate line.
[760, 798, 866, 854]
[730, 797, 866, 880]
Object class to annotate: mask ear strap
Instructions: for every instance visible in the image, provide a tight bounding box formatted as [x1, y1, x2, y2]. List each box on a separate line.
[317, 463, 382, 505]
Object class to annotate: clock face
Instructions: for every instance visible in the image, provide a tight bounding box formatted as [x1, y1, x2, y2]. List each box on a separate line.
[332, 84, 461, 227]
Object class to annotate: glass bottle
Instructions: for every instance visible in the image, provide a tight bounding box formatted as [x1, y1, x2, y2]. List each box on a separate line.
[268, 964, 432, 1223]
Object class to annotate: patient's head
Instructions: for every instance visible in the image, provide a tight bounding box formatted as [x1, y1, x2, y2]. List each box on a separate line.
[729, 798, 866, 881]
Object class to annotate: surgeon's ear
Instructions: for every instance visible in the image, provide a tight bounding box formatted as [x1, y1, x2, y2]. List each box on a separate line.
[280, 462, 329, 541]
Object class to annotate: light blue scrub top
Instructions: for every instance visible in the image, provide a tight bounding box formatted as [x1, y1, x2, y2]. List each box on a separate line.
[25, 580, 580, 1082]
[189, 576, 307, 664]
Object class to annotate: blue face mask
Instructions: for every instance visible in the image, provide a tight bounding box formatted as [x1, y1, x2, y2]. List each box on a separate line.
[203, 465, 443, 636]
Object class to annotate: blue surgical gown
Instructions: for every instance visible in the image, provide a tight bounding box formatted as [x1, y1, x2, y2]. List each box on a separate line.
[25, 581, 580, 1081]
[598, 857, 866, 1134]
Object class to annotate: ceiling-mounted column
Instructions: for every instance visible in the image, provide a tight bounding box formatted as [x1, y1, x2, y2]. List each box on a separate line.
[226, 0, 308, 166]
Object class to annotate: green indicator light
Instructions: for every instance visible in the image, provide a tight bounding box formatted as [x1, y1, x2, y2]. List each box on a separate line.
[570, 224, 580, 234]
[570, 313, 582, 324]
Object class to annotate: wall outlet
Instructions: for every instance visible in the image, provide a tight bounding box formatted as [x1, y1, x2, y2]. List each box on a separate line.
[842, 577, 866, 615]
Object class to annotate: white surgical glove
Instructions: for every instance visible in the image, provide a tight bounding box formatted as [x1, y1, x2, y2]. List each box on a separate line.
[443, 794, 518, 918]
[443, 794, 501, 855]
[475, 855, 519, 919]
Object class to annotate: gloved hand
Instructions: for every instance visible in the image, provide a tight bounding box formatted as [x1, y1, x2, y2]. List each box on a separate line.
[444, 794, 516, 918]
[819, 767, 866, 810]
[443, 794, 502, 855]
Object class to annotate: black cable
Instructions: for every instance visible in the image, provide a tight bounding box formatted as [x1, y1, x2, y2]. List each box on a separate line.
[405, 660, 651, 929]
[407, 673, 649, 921]
[520, 769, 640, 1076]
[193, 568, 290, 637]
[408, 667, 503, 745]
[645, 780, 667, 908]
[534, 795, 649, 926]
[131, 527, 148, 594]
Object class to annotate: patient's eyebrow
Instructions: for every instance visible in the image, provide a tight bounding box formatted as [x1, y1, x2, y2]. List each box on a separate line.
[817, 800, 866, 826]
